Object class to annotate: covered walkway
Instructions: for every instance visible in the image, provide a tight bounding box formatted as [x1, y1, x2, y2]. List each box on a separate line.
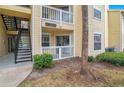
[0, 53, 33, 87]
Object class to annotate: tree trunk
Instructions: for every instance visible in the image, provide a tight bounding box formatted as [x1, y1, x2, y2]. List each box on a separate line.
[79, 6, 104, 81]
[80, 5, 89, 75]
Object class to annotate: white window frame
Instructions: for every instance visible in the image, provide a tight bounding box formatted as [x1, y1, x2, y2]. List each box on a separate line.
[93, 32, 102, 51]
[93, 6, 102, 21]
[42, 33, 51, 47]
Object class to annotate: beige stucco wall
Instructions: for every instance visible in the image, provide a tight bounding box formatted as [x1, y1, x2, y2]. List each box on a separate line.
[88, 5, 105, 56]
[73, 5, 105, 57]
[42, 20, 74, 31]
[0, 15, 8, 56]
[31, 5, 41, 55]
[108, 11, 121, 51]
[73, 5, 83, 57]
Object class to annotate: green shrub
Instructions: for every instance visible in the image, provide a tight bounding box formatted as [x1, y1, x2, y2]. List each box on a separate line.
[96, 52, 124, 66]
[33, 53, 54, 69]
[88, 56, 94, 62]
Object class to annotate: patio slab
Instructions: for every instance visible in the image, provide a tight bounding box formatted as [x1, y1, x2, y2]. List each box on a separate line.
[0, 53, 33, 87]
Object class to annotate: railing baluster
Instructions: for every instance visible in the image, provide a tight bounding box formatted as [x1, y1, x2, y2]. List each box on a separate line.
[51, 9, 53, 20]
[53, 9, 55, 20]
[42, 46, 73, 60]
[42, 6, 73, 24]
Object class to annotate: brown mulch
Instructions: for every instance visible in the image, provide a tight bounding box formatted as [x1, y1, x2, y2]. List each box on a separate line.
[19, 57, 124, 87]
[26, 57, 124, 81]
[27, 57, 81, 80]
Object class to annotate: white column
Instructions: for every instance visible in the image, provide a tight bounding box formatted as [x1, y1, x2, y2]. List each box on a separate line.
[31, 5, 42, 55]
[40, 6, 42, 53]
[59, 47, 62, 59]
[121, 14, 124, 51]
[31, 6, 34, 56]
[60, 9, 62, 25]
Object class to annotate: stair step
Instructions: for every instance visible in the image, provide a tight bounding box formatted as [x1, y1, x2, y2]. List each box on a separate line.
[16, 57, 32, 61]
[18, 46, 30, 48]
[18, 48, 31, 50]
[17, 52, 31, 55]
[17, 50, 31, 53]
[19, 45, 31, 47]
[19, 42, 30, 44]
[17, 55, 32, 59]
[16, 58, 32, 63]
[17, 53, 31, 56]
[18, 46, 31, 48]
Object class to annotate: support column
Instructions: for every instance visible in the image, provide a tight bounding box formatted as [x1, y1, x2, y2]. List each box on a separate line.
[31, 5, 42, 55]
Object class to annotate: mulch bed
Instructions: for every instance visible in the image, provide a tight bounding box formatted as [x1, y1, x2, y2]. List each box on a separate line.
[24, 57, 124, 82]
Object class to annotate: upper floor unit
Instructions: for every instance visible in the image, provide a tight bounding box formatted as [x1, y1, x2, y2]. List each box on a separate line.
[41, 5, 105, 31]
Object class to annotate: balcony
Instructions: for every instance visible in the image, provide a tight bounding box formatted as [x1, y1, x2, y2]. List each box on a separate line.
[42, 46, 74, 60]
[42, 6, 73, 25]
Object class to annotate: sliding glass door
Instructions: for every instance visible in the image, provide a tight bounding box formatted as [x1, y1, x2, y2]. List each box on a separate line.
[56, 35, 70, 46]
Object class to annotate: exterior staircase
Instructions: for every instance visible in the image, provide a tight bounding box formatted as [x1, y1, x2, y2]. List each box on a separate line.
[15, 29, 32, 63]
[1, 15, 18, 31]
[1, 14, 32, 63]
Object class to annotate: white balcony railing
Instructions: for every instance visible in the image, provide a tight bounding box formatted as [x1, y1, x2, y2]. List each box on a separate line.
[42, 46, 74, 60]
[42, 6, 73, 24]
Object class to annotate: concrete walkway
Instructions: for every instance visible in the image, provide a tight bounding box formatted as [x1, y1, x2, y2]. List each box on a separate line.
[0, 53, 33, 87]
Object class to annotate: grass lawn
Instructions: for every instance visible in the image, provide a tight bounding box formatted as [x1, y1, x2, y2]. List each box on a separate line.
[19, 58, 124, 87]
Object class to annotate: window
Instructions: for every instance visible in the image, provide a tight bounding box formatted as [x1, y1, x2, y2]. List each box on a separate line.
[56, 36, 70, 46]
[93, 8, 101, 20]
[42, 34, 50, 47]
[94, 33, 102, 50]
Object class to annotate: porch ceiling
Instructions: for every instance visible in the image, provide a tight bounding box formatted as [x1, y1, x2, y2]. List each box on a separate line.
[0, 6, 31, 19]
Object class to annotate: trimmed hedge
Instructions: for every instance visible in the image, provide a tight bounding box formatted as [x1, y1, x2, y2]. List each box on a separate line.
[33, 53, 54, 69]
[96, 52, 124, 66]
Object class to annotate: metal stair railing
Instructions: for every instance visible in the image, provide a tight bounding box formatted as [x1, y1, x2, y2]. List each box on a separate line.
[14, 29, 22, 64]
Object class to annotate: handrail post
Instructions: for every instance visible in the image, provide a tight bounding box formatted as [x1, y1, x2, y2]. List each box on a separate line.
[59, 47, 62, 59]
[15, 28, 22, 64]
[14, 17, 18, 30]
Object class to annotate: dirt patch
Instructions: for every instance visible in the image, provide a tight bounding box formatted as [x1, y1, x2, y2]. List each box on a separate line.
[91, 62, 124, 71]
[19, 57, 124, 87]
[26, 57, 81, 80]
